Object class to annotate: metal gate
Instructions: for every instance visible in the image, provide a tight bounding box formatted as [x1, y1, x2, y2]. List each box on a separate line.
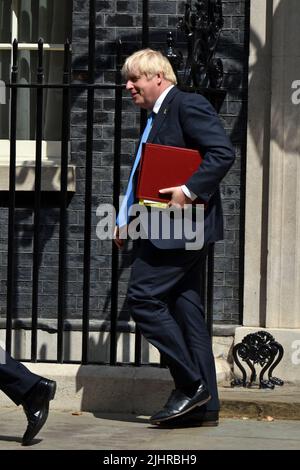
[3, 0, 215, 366]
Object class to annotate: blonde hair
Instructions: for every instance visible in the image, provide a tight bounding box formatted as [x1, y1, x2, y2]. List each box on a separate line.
[122, 48, 177, 84]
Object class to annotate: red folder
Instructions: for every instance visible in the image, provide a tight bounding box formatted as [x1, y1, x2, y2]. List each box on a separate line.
[136, 143, 203, 203]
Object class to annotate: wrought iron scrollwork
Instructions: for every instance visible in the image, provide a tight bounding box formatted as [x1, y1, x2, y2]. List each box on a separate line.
[166, 0, 224, 90]
[231, 331, 284, 389]
[165, 1, 225, 111]
[165, 31, 183, 83]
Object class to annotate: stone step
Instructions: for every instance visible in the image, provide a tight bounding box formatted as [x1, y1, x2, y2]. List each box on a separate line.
[1, 364, 299, 421]
[219, 384, 300, 420]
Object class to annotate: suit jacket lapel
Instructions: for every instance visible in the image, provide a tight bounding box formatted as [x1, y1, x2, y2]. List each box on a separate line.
[147, 86, 180, 143]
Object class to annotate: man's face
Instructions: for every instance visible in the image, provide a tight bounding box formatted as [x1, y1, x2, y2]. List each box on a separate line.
[126, 72, 162, 110]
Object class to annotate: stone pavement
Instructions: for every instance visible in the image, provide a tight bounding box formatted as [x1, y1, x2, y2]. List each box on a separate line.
[1, 383, 300, 451]
[0, 408, 300, 450]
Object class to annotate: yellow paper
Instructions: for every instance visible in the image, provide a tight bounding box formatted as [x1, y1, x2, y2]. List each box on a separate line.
[139, 199, 168, 209]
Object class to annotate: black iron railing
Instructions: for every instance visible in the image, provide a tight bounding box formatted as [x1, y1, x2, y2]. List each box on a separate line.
[3, 0, 217, 366]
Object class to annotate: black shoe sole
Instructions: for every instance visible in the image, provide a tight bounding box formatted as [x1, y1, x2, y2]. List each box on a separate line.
[48, 381, 57, 401]
[153, 419, 219, 428]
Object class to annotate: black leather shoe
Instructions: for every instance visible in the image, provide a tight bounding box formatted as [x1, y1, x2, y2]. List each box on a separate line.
[153, 409, 219, 428]
[150, 384, 211, 424]
[22, 378, 56, 446]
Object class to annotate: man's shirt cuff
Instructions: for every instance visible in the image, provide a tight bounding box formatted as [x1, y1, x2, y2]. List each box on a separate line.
[181, 185, 197, 201]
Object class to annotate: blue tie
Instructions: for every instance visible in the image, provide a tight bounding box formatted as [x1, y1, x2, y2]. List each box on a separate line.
[117, 112, 154, 227]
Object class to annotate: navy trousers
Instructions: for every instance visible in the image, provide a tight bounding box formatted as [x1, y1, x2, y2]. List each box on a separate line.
[127, 240, 219, 411]
[0, 348, 40, 405]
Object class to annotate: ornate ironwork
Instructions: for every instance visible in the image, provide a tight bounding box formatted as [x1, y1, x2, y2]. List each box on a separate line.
[165, 31, 183, 83]
[231, 331, 284, 389]
[166, 0, 224, 90]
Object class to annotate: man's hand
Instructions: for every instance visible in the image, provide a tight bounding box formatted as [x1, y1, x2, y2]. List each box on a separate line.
[113, 225, 125, 249]
[159, 186, 192, 208]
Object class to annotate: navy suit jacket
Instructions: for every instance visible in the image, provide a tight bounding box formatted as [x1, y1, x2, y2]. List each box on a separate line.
[132, 86, 235, 249]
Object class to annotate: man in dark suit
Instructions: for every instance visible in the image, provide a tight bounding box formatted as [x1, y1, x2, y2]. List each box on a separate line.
[0, 345, 56, 445]
[114, 49, 235, 426]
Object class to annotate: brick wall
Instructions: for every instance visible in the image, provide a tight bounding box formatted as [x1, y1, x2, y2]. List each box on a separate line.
[0, 0, 249, 328]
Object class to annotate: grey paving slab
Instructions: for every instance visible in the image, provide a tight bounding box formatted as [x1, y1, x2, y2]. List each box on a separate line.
[0, 408, 299, 451]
